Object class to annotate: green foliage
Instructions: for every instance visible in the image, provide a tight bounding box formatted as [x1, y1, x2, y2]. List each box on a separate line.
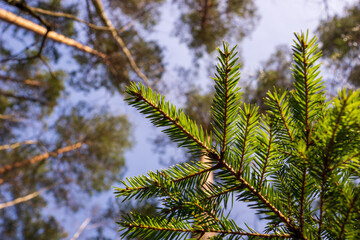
[317, 1, 360, 87]
[115, 32, 360, 239]
[0, 103, 132, 238]
[174, 0, 258, 56]
[53, 103, 132, 192]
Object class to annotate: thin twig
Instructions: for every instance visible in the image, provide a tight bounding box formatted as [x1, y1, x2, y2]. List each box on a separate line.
[29, 4, 142, 34]
[0, 89, 47, 104]
[70, 217, 91, 240]
[28, 6, 111, 31]
[0, 74, 43, 87]
[91, 0, 150, 86]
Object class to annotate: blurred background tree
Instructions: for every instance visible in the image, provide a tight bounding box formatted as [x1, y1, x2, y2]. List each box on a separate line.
[0, 0, 163, 238]
[174, 0, 258, 57]
[317, 1, 360, 88]
[0, 0, 359, 239]
[244, 45, 292, 112]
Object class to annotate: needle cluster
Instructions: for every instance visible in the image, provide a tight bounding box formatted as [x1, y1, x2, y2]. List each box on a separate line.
[115, 32, 360, 239]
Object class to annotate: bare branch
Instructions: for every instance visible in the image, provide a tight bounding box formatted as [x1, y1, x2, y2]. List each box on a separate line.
[0, 89, 47, 104]
[0, 142, 83, 175]
[0, 185, 53, 209]
[90, 0, 150, 86]
[0, 8, 107, 59]
[0, 74, 43, 87]
[0, 114, 25, 122]
[4, 0, 52, 28]
[0, 140, 37, 151]
[28, 6, 111, 31]
[70, 217, 91, 240]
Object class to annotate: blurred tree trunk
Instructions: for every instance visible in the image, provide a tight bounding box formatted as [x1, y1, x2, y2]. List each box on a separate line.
[200, 153, 217, 240]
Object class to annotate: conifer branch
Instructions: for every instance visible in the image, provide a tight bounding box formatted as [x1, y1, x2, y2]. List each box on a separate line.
[116, 162, 219, 200]
[118, 33, 360, 239]
[236, 104, 258, 175]
[238, 113, 250, 174]
[292, 32, 324, 234]
[211, 43, 242, 159]
[126, 83, 214, 157]
[258, 126, 273, 190]
[299, 166, 307, 232]
[324, 91, 348, 162]
[221, 48, 230, 155]
[200, 185, 241, 202]
[338, 195, 358, 239]
[330, 152, 360, 170]
[275, 170, 293, 219]
[299, 37, 310, 233]
[154, 175, 225, 232]
[220, 161, 302, 237]
[123, 222, 292, 238]
[171, 164, 220, 183]
[267, 90, 294, 141]
[318, 91, 350, 239]
[140, 94, 209, 152]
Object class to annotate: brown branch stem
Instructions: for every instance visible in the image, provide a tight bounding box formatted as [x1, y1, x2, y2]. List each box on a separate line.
[0, 8, 107, 59]
[0, 142, 83, 175]
[126, 223, 291, 238]
[91, 0, 150, 86]
[0, 184, 54, 209]
[0, 140, 37, 151]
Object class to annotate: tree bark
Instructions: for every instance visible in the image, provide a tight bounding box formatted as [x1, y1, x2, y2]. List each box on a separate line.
[201, 0, 211, 30]
[199, 154, 217, 240]
[0, 8, 107, 59]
